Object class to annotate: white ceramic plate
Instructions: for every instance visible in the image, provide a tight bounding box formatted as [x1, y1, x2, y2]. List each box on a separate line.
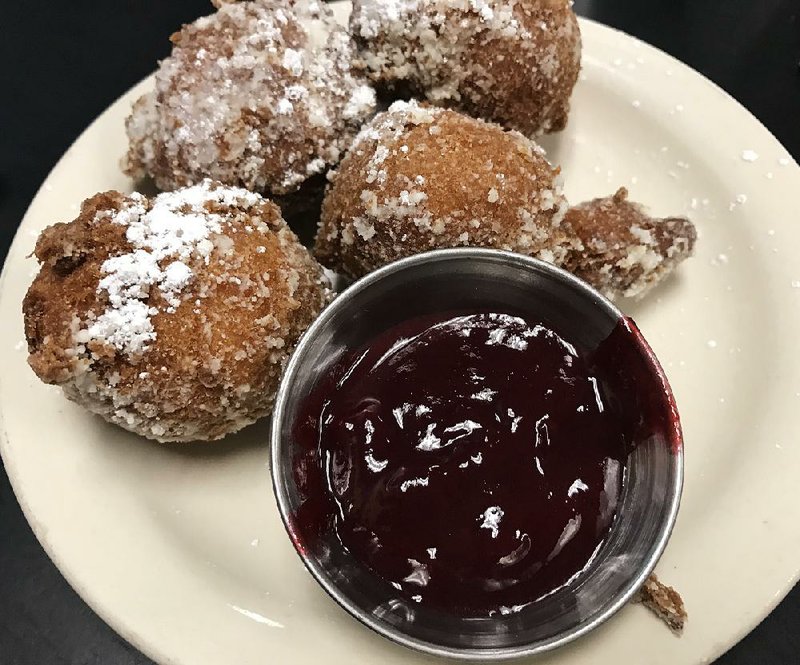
[2, 4, 799, 664]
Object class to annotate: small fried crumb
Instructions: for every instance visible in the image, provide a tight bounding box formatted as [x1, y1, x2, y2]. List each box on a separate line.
[636, 573, 687, 633]
[563, 188, 696, 299]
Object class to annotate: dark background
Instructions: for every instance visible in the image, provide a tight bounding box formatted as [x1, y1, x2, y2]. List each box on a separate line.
[1, 1, 799, 663]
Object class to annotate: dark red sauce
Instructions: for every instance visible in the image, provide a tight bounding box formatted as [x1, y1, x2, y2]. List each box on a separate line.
[291, 311, 678, 616]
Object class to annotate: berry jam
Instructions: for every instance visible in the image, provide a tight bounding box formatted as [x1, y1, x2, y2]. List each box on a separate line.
[291, 310, 677, 616]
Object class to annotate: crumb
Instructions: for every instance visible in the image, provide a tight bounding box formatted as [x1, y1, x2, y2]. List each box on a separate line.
[562, 187, 696, 299]
[636, 573, 687, 633]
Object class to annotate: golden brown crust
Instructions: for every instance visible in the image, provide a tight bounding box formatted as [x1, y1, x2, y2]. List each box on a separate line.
[24, 192, 130, 384]
[637, 573, 687, 633]
[563, 188, 696, 299]
[350, 0, 581, 136]
[23, 182, 331, 442]
[315, 101, 573, 278]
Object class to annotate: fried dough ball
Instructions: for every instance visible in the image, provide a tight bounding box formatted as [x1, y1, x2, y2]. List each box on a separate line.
[315, 101, 573, 278]
[563, 188, 697, 299]
[23, 181, 331, 443]
[350, 0, 581, 136]
[123, 0, 376, 198]
[315, 103, 696, 296]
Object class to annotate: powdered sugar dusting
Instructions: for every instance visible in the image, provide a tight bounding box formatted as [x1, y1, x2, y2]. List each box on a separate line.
[349, 0, 580, 136]
[25, 181, 332, 444]
[87, 181, 261, 355]
[316, 100, 573, 281]
[124, 0, 376, 195]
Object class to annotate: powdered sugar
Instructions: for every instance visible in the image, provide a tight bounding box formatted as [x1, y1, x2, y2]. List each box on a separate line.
[87, 181, 262, 355]
[161, 261, 194, 299]
[282, 48, 304, 76]
[85, 301, 158, 356]
[343, 85, 377, 120]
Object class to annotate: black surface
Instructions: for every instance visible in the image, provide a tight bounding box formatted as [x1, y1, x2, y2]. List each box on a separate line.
[1, 1, 798, 663]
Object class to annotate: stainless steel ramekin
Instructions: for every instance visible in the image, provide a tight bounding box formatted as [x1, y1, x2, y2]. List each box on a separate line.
[270, 248, 683, 660]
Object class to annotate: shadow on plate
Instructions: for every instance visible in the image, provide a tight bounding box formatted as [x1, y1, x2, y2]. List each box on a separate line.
[83, 409, 272, 468]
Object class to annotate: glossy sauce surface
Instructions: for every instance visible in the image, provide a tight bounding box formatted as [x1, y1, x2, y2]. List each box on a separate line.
[293, 311, 641, 616]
